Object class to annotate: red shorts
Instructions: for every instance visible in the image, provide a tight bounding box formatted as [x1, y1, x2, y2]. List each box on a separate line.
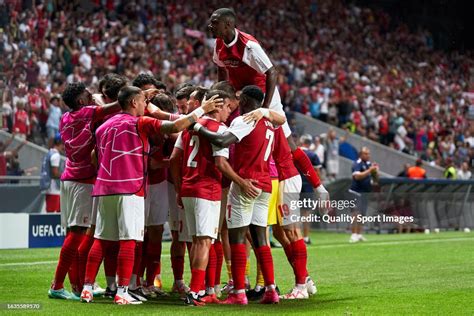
[46, 194, 60, 213]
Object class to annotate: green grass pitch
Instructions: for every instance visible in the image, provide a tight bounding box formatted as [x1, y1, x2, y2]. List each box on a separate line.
[1, 231, 473, 315]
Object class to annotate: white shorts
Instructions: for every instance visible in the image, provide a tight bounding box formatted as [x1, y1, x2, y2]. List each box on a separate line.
[226, 182, 271, 229]
[182, 197, 220, 239]
[277, 175, 303, 227]
[168, 182, 179, 231]
[94, 194, 145, 241]
[91, 196, 98, 226]
[145, 181, 169, 226]
[269, 88, 291, 138]
[60, 181, 93, 228]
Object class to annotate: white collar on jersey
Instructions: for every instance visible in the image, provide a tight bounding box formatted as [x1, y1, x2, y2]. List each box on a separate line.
[224, 28, 239, 48]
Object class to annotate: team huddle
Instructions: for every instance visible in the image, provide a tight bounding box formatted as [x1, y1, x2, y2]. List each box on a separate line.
[47, 8, 329, 306]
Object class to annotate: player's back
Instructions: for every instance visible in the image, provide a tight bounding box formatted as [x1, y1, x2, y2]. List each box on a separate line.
[180, 117, 225, 201]
[233, 118, 275, 193]
[60, 106, 97, 181]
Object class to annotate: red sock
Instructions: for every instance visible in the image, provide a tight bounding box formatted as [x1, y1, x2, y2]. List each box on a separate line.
[255, 245, 275, 286]
[171, 256, 184, 281]
[214, 240, 224, 285]
[291, 239, 308, 285]
[146, 240, 162, 286]
[68, 251, 80, 293]
[84, 239, 106, 285]
[283, 243, 294, 268]
[206, 244, 217, 288]
[77, 234, 94, 289]
[292, 147, 321, 188]
[190, 269, 206, 293]
[117, 240, 136, 286]
[133, 242, 143, 287]
[230, 243, 247, 290]
[103, 241, 119, 281]
[52, 231, 83, 290]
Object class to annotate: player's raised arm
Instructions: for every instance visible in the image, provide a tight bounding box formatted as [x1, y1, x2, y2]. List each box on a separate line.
[242, 108, 286, 126]
[159, 95, 223, 134]
[262, 66, 277, 109]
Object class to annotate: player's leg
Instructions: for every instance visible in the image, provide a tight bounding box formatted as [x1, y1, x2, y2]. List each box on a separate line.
[278, 175, 315, 298]
[250, 191, 279, 304]
[219, 186, 234, 294]
[168, 182, 188, 294]
[221, 183, 253, 305]
[114, 195, 145, 305]
[81, 195, 119, 303]
[49, 181, 91, 300]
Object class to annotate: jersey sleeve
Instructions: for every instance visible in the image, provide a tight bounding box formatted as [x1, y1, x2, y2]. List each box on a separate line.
[174, 132, 184, 150]
[212, 125, 229, 158]
[92, 106, 106, 122]
[213, 43, 226, 67]
[50, 152, 61, 168]
[137, 116, 163, 137]
[227, 116, 256, 142]
[242, 40, 273, 74]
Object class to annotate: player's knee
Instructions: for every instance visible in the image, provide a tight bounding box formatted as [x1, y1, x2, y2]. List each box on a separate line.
[284, 226, 300, 242]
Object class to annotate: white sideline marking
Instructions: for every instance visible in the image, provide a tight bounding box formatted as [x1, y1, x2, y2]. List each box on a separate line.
[0, 238, 472, 268]
[0, 254, 171, 268]
[314, 237, 474, 249]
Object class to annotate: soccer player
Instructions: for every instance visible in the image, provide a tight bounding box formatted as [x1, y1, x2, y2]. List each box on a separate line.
[194, 85, 286, 305]
[80, 86, 221, 304]
[208, 8, 328, 198]
[170, 90, 232, 306]
[40, 135, 63, 213]
[48, 82, 121, 300]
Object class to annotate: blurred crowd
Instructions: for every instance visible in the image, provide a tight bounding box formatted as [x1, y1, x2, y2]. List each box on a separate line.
[0, 0, 473, 172]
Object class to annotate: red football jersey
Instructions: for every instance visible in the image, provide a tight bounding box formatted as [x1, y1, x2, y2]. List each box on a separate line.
[176, 117, 228, 201]
[272, 127, 299, 181]
[228, 116, 275, 193]
[148, 134, 167, 185]
[213, 29, 272, 92]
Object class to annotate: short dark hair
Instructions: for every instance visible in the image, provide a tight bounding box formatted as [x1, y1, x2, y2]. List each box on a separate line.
[205, 89, 231, 101]
[213, 8, 236, 23]
[132, 73, 166, 90]
[176, 85, 196, 100]
[241, 85, 264, 104]
[175, 82, 194, 94]
[153, 94, 176, 113]
[50, 96, 60, 103]
[210, 81, 236, 99]
[103, 76, 128, 101]
[62, 82, 86, 110]
[117, 86, 142, 110]
[98, 73, 120, 93]
[192, 87, 209, 104]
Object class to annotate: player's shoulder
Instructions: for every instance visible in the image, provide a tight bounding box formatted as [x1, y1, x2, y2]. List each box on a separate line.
[237, 29, 259, 45]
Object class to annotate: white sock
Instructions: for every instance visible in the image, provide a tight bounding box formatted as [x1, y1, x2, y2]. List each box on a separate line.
[198, 290, 205, 296]
[83, 284, 93, 293]
[106, 276, 116, 290]
[235, 289, 246, 294]
[254, 284, 264, 291]
[206, 287, 215, 295]
[129, 274, 137, 290]
[265, 284, 276, 291]
[296, 284, 306, 290]
[351, 233, 358, 238]
[117, 286, 127, 296]
[303, 237, 310, 242]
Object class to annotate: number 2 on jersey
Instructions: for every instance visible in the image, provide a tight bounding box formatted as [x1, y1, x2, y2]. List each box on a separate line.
[263, 129, 274, 162]
[187, 135, 200, 168]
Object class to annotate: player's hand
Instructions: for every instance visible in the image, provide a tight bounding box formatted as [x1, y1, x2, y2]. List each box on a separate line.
[240, 179, 260, 198]
[144, 88, 160, 102]
[92, 93, 105, 106]
[243, 109, 264, 124]
[315, 184, 330, 214]
[176, 193, 183, 209]
[146, 102, 160, 114]
[201, 95, 224, 113]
